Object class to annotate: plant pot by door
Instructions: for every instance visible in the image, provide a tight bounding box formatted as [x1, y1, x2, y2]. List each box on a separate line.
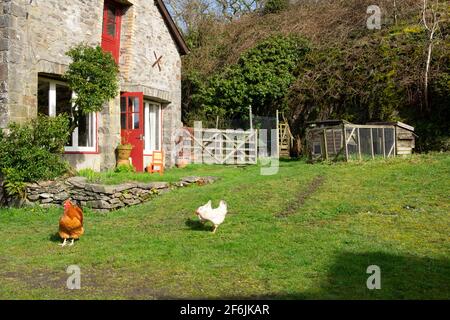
[117, 144, 133, 166]
[176, 158, 189, 169]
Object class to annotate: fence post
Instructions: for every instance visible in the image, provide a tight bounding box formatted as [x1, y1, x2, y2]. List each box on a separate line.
[382, 128, 386, 158]
[357, 128, 362, 160]
[323, 129, 328, 160]
[249, 105, 253, 131]
[332, 129, 337, 154]
[276, 110, 280, 159]
[343, 123, 349, 162]
[194, 121, 203, 164]
[370, 128, 375, 159]
[394, 126, 397, 156]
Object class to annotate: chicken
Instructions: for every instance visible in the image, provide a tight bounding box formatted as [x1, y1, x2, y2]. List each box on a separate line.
[195, 200, 228, 233]
[58, 200, 84, 247]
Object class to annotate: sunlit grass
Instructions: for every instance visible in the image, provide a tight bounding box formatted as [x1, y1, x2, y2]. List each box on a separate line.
[0, 153, 449, 299]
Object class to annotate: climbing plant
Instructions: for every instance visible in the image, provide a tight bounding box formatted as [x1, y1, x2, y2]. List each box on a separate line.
[63, 44, 120, 133]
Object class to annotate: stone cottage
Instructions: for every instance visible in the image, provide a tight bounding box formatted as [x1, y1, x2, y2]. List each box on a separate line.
[0, 0, 189, 171]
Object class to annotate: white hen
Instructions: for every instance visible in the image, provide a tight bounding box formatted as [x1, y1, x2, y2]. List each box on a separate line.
[195, 200, 228, 233]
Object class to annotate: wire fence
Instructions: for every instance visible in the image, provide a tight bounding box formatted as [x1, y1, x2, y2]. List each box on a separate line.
[307, 124, 397, 161]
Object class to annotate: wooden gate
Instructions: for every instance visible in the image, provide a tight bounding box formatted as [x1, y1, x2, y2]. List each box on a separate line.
[278, 122, 293, 158]
[178, 127, 258, 165]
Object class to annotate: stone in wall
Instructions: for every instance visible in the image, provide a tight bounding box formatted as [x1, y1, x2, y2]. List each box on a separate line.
[10, 175, 219, 212]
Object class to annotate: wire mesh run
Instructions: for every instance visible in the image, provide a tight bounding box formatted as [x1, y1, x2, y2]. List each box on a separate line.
[307, 124, 396, 162]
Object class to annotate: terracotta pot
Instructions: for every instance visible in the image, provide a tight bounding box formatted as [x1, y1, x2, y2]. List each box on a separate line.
[176, 158, 189, 168]
[117, 144, 133, 166]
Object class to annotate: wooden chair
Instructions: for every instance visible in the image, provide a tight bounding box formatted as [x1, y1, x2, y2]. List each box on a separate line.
[148, 151, 164, 175]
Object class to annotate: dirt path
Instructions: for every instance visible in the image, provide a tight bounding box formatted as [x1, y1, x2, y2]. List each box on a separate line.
[276, 175, 325, 218]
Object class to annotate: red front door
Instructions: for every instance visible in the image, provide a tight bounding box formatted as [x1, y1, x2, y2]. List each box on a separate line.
[101, 0, 121, 63]
[121, 93, 144, 172]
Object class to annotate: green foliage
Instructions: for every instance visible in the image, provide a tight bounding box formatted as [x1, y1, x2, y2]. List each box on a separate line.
[115, 164, 136, 173]
[2, 168, 27, 198]
[262, 0, 289, 15]
[77, 168, 98, 182]
[182, 2, 450, 152]
[63, 44, 119, 131]
[0, 115, 71, 195]
[189, 35, 310, 121]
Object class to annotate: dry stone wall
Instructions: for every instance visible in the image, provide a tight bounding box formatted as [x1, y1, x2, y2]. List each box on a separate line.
[0, 176, 218, 212]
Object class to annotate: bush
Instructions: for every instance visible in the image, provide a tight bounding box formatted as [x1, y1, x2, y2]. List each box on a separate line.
[263, 0, 289, 15]
[190, 35, 310, 121]
[63, 44, 119, 133]
[0, 115, 71, 195]
[115, 164, 136, 173]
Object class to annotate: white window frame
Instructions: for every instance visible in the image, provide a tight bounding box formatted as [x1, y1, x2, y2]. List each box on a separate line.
[144, 101, 162, 154]
[39, 77, 97, 153]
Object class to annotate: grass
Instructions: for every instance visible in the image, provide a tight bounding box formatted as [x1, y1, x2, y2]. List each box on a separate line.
[77, 165, 223, 184]
[0, 153, 449, 299]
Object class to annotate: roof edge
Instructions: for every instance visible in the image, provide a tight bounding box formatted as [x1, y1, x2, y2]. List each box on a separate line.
[155, 0, 190, 56]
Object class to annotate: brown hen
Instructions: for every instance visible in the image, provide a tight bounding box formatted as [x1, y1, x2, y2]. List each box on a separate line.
[58, 200, 84, 247]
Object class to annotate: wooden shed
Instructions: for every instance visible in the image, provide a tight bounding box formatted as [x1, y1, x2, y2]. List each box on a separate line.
[306, 120, 416, 161]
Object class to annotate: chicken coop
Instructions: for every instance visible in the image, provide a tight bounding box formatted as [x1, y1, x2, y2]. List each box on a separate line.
[306, 120, 416, 162]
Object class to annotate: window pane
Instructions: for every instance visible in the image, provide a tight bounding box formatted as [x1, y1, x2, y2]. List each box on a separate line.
[146, 104, 160, 151]
[56, 84, 72, 115]
[120, 97, 126, 112]
[128, 97, 140, 113]
[133, 98, 140, 112]
[133, 113, 140, 129]
[78, 114, 92, 147]
[106, 7, 116, 36]
[121, 114, 127, 129]
[154, 106, 160, 150]
[66, 131, 73, 147]
[37, 79, 50, 115]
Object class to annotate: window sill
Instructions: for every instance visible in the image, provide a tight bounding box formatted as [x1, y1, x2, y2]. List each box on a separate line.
[65, 148, 99, 155]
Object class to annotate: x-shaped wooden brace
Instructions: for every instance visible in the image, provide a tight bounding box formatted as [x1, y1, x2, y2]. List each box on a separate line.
[152, 51, 163, 72]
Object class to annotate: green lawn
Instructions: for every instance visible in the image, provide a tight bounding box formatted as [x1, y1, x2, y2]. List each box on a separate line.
[0, 154, 449, 299]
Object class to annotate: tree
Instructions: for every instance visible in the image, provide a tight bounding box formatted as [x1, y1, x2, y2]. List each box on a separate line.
[165, 0, 213, 33]
[214, 0, 264, 20]
[421, 0, 442, 111]
[190, 35, 310, 121]
[63, 44, 120, 133]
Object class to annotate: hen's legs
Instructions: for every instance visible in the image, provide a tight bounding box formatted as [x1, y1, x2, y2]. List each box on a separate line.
[212, 225, 218, 233]
[68, 239, 75, 246]
[59, 239, 67, 247]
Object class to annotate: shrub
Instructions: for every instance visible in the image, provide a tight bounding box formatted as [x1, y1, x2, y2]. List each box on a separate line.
[63, 44, 119, 133]
[2, 168, 27, 198]
[115, 164, 136, 173]
[190, 35, 310, 121]
[0, 115, 71, 195]
[263, 0, 289, 15]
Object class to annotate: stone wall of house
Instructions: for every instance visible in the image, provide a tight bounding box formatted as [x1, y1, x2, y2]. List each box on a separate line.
[0, 176, 218, 212]
[1, 0, 184, 169]
[119, 0, 183, 168]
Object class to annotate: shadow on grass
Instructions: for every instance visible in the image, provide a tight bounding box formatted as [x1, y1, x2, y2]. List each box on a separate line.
[49, 233, 61, 243]
[185, 218, 213, 232]
[207, 252, 450, 300]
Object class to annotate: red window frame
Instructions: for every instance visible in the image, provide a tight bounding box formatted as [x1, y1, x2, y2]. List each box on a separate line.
[101, 0, 122, 63]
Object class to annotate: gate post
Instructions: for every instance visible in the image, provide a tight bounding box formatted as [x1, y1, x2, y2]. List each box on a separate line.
[194, 121, 203, 164]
